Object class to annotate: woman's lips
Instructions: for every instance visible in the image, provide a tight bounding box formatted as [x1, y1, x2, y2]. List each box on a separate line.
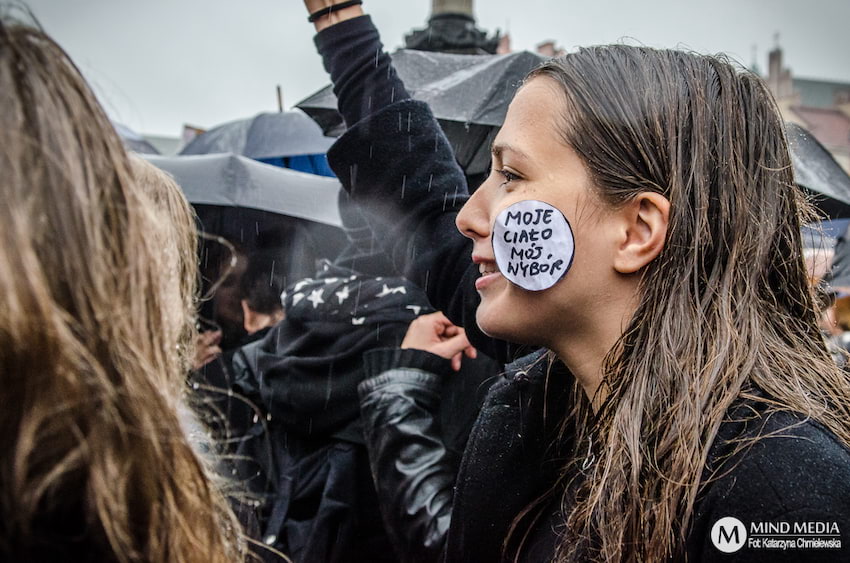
[475, 260, 502, 290]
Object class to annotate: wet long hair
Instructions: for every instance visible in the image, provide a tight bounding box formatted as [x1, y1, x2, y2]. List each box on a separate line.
[515, 45, 850, 561]
[0, 16, 244, 562]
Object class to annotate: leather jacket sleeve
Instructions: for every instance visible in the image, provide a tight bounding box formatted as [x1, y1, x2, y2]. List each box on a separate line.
[358, 348, 458, 563]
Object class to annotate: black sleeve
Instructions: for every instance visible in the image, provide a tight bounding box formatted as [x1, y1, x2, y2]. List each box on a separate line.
[358, 348, 458, 563]
[314, 17, 517, 363]
[314, 15, 409, 128]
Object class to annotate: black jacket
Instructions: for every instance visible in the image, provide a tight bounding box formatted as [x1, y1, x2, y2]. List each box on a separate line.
[228, 264, 498, 562]
[228, 265, 435, 562]
[359, 346, 850, 562]
[359, 348, 569, 563]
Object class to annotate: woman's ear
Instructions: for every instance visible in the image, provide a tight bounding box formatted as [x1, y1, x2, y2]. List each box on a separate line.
[613, 192, 670, 274]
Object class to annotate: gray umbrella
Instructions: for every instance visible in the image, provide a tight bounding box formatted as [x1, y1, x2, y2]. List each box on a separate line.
[179, 110, 336, 159]
[143, 153, 342, 227]
[144, 153, 349, 348]
[113, 121, 160, 155]
[787, 122, 850, 219]
[297, 49, 544, 177]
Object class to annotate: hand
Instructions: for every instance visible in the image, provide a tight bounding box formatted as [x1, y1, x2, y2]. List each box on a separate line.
[402, 312, 477, 372]
[303, 1, 365, 32]
[192, 330, 222, 371]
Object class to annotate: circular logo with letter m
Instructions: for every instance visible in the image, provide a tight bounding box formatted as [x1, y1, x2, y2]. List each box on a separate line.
[711, 517, 747, 553]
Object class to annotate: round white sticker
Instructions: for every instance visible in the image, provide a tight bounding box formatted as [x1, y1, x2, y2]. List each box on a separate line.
[492, 200, 575, 291]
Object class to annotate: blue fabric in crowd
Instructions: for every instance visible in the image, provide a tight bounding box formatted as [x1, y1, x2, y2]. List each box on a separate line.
[256, 154, 336, 177]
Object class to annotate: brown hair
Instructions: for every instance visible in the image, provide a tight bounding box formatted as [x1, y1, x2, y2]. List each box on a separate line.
[515, 45, 850, 561]
[0, 17, 244, 562]
[129, 155, 200, 372]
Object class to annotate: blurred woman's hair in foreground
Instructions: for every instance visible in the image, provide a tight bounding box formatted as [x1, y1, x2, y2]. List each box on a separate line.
[0, 12, 245, 562]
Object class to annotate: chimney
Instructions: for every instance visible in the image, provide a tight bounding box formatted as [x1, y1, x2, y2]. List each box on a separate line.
[496, 33, 512, 54]
[766, 44, 795, 101]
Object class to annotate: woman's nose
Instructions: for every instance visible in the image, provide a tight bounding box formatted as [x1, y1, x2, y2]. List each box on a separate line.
[456, 186, 491, 241]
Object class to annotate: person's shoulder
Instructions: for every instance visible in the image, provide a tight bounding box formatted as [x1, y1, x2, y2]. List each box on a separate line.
[700, 408, 850, 521]
[690, 411, 850, 561]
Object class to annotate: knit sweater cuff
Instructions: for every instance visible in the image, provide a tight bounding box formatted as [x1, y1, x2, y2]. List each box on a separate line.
[363, 348, 454, 380]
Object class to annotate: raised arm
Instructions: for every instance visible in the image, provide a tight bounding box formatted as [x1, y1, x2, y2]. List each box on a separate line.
[305, 2, 515, 363]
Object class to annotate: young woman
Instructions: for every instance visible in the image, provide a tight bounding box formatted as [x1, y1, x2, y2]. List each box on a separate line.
[0, 17, 246, 562]
[303, 2, 850, 561]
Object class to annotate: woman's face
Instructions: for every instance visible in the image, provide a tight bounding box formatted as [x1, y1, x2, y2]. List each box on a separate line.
[456, 77, 624, 347]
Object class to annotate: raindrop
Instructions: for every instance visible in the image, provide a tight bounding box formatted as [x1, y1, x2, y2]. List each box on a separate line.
[428, 174, 433, 192]
[325, 368, 333, 409]
[349, 163, 358, 191]
[401, 175, 407, 199]
[353, 280, 363, 314]
[269, 261, 276, 285]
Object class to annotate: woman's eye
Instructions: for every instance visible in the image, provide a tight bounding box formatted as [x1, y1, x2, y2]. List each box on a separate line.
[497, 169, 520, 187]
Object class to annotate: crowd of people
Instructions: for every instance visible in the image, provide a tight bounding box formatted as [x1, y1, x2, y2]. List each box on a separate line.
[3, 1, 850, 562]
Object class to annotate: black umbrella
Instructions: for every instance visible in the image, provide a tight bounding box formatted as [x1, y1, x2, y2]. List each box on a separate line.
[787, 122, 850, 220]
[180, 110, 336, 160]
[297, 49, 544, 179]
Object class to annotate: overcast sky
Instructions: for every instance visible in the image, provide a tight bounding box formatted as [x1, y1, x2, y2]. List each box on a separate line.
[23, 0, 850, 138]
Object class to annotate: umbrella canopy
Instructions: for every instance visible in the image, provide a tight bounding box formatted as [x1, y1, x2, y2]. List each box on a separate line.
[113, 121, 160, 155]
[787, 122, 850, 220]
[297, 49, 544, 178]
[144, 153, 348, 347]
[143, 153, 342, 227]
[179, 110, 336, 160]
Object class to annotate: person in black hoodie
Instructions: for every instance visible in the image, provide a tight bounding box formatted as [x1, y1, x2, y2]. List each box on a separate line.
[228, 261, 495, 563]
[301, 2, 850, 562]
